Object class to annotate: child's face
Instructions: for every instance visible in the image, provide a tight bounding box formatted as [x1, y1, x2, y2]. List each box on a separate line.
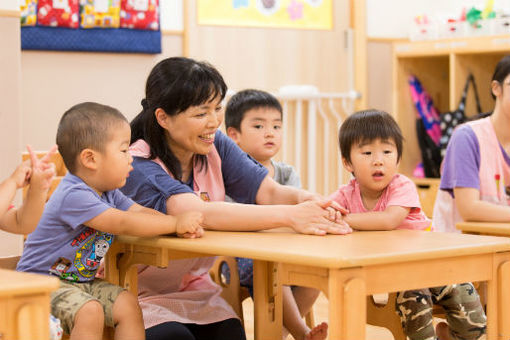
[343, 138, 399, 196]
[96, 122, 133, 191]
[229, 107, 282, 163]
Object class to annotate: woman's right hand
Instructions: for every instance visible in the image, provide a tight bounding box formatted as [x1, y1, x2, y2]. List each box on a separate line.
[288, 201, 352, 236]
[175, 211, 205, 238]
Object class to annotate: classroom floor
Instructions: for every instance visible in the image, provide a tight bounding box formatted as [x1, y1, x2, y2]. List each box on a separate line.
[241, 293, 395, 340]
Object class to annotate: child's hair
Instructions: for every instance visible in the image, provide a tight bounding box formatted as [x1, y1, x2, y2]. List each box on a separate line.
[339, 109, 403, 164]
[130, 57, 227, 180]
[56, 102, 128, 173]
[225, 89, 282, 131]
[491, 55, 510, 99]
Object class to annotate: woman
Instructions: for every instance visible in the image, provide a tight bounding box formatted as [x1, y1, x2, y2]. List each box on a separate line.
[121, 57, 351, 340]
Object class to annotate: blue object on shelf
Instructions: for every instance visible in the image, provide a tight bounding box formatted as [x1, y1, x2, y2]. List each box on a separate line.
[21, 26, 161, 54]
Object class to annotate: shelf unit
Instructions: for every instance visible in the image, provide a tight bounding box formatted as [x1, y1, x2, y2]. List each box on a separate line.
[392, 35, 510, 178]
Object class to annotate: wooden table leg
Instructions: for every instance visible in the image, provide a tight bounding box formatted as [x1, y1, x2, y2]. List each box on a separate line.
[253, 260, 282, 340]
[104, 241, 122, 285]
[328, 268, 366, 340]
[487, 252, 510, 340]
[495, 252, 510, 340]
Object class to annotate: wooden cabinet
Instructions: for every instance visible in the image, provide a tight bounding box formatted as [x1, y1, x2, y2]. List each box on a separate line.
[392, 35, 510, 177]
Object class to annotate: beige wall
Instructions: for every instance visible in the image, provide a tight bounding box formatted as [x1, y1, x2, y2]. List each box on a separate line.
[21, 34, 183, 150]
[0, 13, 24, 256]
[367, 39, 393, 113]
[185, 0, 350, 93]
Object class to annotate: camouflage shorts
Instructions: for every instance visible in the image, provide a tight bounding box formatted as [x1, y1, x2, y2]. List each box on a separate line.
[395, 283, 486, 340]
[50, 279, 124, 334]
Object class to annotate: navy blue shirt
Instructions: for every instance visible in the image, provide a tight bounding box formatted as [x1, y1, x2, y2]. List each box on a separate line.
[121, 131, 268, 213]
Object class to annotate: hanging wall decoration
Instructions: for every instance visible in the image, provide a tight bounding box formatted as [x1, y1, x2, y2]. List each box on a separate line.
[197, 0, 332, 30]
[19, 0, 161, 53]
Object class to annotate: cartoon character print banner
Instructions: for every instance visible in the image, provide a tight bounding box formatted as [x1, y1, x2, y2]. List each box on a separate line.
[197, 0, 332, 30]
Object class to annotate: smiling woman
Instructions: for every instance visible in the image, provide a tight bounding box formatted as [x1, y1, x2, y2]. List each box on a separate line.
[121, 57, 351, 340]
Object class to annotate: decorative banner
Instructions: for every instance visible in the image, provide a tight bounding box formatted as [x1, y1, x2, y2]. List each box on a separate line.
[197, 0, 333, 30]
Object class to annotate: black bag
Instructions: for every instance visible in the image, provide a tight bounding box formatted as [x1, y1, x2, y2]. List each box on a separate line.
[439, 74, 482, 157]
[416, 118, 442, 178]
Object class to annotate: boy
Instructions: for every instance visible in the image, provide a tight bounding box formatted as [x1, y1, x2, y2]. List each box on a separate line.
[330, 109, 486, 340]
[17, 102, 204, 340]
[225, 89, 327, 340]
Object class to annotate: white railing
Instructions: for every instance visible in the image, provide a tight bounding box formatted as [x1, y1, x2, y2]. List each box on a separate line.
[226, 86, 359, 195]
[276, 86, 358, 195]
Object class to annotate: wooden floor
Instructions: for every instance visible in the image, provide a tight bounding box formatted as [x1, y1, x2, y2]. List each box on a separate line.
[242, 293, 395, 340]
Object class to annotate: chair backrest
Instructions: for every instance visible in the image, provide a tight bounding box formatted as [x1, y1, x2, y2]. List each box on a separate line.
[414, 178, 440, 218]
[0, 255, 21, 270]
[21, 151, 67, 201]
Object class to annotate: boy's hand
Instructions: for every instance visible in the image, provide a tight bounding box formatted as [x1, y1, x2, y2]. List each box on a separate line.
[26, 145, 57, 192]
[9, 162, 32, 189]
[175, 211, 205, 239]
[289, 201, 352, 236]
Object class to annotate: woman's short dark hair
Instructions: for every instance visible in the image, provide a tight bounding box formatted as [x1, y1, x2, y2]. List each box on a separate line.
[339, 109, 403, 164]
[491, 55, 510, 99]
[130, 57, 227, 180]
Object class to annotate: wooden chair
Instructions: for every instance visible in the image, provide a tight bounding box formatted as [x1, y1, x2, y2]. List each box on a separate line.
[210, 256, 315, 328]
[21, 151, 67, 201]
[414, 178, 440, 218]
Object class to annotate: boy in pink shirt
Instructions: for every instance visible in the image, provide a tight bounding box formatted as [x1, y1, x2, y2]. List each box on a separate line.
[330, 110, 486, 340]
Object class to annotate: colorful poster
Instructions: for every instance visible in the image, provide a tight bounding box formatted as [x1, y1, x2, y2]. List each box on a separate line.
[197, 0, 333, 30]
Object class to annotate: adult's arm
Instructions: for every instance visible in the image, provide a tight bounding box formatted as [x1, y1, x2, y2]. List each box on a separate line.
[166, 192, 349, 235]
[454, 187, 510, 222]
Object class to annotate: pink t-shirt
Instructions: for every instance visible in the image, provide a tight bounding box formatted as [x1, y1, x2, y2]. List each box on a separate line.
[329, 174, 430, 230]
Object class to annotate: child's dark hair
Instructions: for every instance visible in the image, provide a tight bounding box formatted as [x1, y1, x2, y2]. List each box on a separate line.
[225, 89, 282, 131]
[491, 55, 510, 99]
[130, 57, 227, 180]
[339, 109, 403, 164]
[56, 102, 128, 173]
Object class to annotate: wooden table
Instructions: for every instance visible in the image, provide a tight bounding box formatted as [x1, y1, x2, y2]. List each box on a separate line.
[457, 222, 510, 236]
[0, 269, 59, 340]
[105, 230, 510, 340]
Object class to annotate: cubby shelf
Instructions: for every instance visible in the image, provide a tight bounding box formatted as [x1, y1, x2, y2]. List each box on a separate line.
[393, 35, 510, 177]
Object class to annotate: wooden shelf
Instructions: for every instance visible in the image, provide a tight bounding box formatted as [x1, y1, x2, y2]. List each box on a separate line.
[392, 36, 507, 177]
[394, 35, 510, 58]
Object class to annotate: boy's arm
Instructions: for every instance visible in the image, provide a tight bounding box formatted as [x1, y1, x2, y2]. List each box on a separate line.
[84, 207, 203, 237]
[454, 187, 510, 222]
[344, 206, 410, 231]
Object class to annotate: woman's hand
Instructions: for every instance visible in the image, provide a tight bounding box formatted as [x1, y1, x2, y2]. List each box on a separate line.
[288, 201, 352, 236]
[175, 211, 205, 239]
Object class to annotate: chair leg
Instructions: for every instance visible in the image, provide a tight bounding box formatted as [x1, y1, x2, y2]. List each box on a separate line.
[366, 293, 406, 340]
[305, 309, 315, 328]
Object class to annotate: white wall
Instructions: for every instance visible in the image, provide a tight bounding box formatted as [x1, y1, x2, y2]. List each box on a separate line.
[366, 0, 507, 38]
[0, 0, 19, 10]
[0, 0, 25, 255]
[160, 0, 183, 31]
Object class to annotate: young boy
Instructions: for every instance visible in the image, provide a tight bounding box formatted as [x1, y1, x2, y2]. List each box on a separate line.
[17, 102, 204, 340]
[330, 109, 486, 340]
[225, 89, 327, 340]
